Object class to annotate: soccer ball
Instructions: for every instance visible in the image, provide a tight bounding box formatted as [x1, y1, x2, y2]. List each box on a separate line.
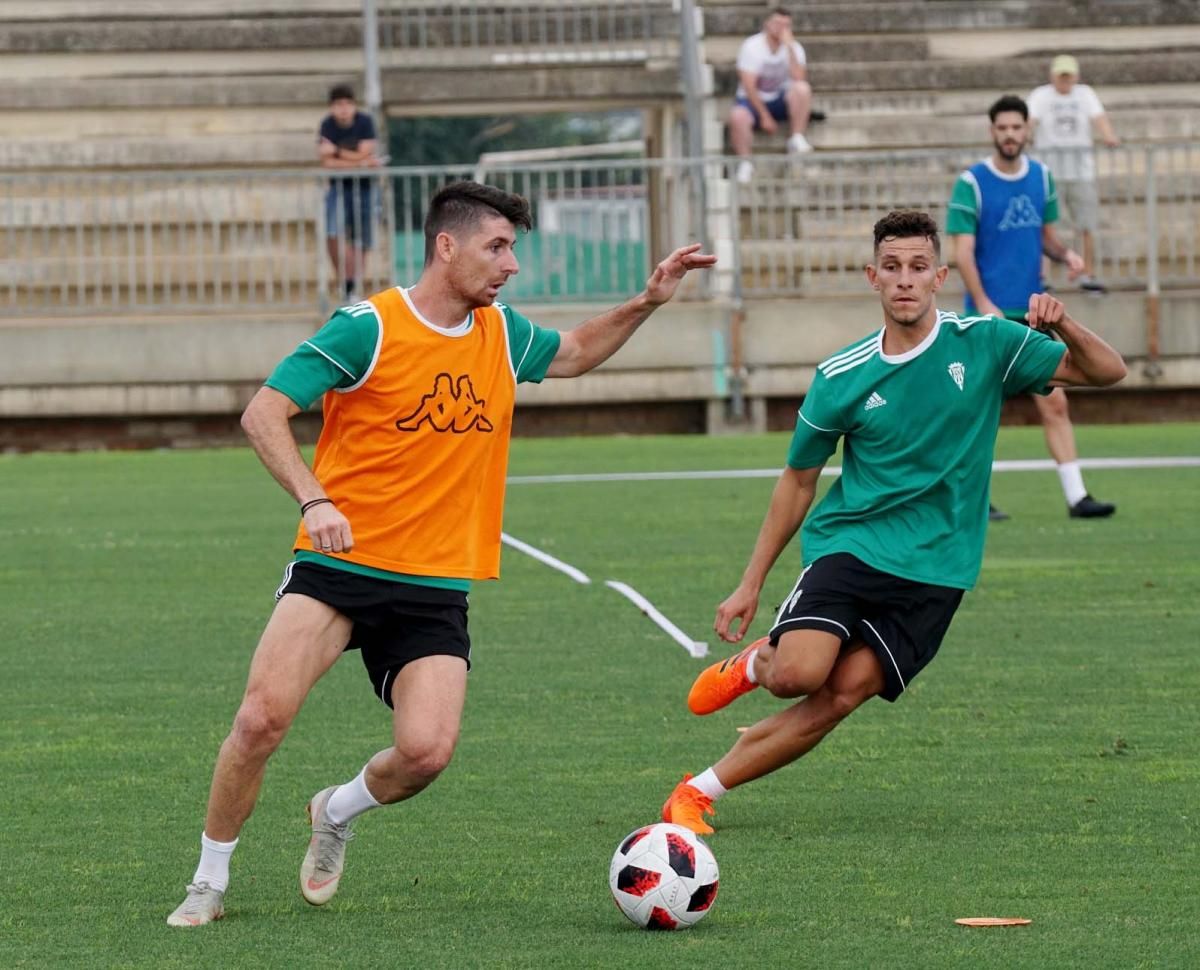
[609, 822, 719, 930]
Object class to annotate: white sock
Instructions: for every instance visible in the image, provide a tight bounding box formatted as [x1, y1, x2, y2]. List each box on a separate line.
[688, 768, 728, 801]
[193, 832, 238, 893]
[1057, 461, 1088, 506]
[325, 767, 383, 826]
[743, 645, 761, 684]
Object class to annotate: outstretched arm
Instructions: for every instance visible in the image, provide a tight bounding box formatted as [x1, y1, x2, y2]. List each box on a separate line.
[545, 244, 716, 378]
[1026, 293, 1127, 388]
[714, 464, 823, 643]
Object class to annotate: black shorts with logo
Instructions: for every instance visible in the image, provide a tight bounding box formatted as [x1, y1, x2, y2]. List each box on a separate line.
[276, 561, 470, 708]
[768, 553, 964, 702]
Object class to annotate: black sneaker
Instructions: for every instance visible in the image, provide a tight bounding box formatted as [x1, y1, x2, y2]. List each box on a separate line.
[1069, 494, 1116, 518]
[988, 503, 1010, 522]
[1080, 277, 1108, 295]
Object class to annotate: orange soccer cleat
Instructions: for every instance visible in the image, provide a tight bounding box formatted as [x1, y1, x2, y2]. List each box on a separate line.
[686, 638, 765, 715]
[661, 774, 716, 835]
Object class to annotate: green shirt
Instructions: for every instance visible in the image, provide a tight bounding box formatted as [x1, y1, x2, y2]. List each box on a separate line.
[265, 294, 562, 590]
[787, 310, 1066, 590]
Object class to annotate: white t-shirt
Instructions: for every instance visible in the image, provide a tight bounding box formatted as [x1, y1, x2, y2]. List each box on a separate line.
[1027, 82, 1105, 181]
[735, 32, 806, 102]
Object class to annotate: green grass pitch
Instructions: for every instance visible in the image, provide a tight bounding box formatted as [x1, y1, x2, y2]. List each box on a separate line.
[1, 424, 1197, 968]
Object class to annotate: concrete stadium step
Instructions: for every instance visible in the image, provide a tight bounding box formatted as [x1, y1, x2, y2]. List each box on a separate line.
[687, 33, 931, 66]
[0, 0, 358, 18]
[0, 74, 345, 111]
[0, 17, 361, 53]
[733, 199, 1200, 247]
[705, 24, 1200, 66]
[4, 249, 321, 290]
[924, 23, 1200, 61]
[700, 0, 1200, 37]
[736, 105, 1200, 152]
[0, 107, 321, 141]
[735, 250, 1193, 295]
[724, 157, 1200, 212]
[714, 50, 1200, 97]
[0, 180, 326, 227]
[0, 8, 679, 55]
[0, 48, 361, 80]
[787, 84, 1200, 121]
[0, 133, 319, 169]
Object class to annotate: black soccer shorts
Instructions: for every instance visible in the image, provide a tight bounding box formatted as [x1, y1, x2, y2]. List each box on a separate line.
[276, 560, 470, 708]
[768, 552, 964, 702]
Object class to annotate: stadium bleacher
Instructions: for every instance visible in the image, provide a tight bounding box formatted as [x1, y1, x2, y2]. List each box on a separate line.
[2, 0, 1199, 445]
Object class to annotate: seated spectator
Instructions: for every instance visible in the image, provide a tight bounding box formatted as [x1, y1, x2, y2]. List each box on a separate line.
[730, 6, 813, 184]
[1027, 55, 1120, 293]
[318, 84, 382, 301]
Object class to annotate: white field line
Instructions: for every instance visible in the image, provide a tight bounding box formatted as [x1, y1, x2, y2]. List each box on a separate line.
[507, 456, 1200, 485]
[501, 532, 707, 657]
[500, 532, 591, 584]
[604, 581, 709, 659]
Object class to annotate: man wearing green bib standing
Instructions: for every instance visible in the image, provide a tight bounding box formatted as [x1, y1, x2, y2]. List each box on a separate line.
[660, 210, 1126, 835]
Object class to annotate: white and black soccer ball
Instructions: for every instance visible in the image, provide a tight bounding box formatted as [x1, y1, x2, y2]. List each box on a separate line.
[609, 822, 719, 930]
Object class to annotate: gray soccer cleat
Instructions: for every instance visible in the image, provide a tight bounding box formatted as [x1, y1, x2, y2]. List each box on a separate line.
[300, 786, 355, 905]
[166, 881, 225, 927]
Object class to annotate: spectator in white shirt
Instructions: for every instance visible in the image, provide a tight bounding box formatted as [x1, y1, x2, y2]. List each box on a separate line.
[1028, 54, 1120, 292]
[730, 7, 813, 184]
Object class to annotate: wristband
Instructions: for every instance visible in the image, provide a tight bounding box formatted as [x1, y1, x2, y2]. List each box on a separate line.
[300, 497, 333, 515]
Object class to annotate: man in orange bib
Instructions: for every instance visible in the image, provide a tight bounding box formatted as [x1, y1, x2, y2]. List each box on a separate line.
[167, 181, 715, 927]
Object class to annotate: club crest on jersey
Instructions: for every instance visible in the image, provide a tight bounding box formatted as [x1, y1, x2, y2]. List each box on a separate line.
[948, 361, 965, 390]
[863, 391, 887, 411]
[396, 373, 494, 434]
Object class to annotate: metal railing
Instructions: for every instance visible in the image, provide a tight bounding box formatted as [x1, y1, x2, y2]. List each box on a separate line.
[376, 0, 680, 65]
[1, 145, 1196, 318]
[729, 143, 1200, 299]
[0, 158, 710, 316]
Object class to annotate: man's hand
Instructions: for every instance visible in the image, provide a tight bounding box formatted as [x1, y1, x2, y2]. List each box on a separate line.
[644, 243, 718, 306]
[304, 502, 355, 554]
[759, 111, 778, 134]
[1064, 248, 1085, 280]
[1025, 291, 1067, 332]
[714, 583, 760, 644]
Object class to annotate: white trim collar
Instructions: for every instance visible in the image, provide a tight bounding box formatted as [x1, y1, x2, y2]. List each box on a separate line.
[877, 316, 942, 364]
[983, 155, 1030, 182]
[398, 286, 474, 337]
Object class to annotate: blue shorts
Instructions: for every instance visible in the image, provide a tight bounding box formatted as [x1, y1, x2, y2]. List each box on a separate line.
[325, 182, 375, 248]
[734, 96, 790, 130]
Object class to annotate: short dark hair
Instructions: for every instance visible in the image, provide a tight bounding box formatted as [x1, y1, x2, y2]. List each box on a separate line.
[873, 210, 940, 258]
[988, 94, 1028, 122]
[768, 6, 791, 17]
[329, 84, 356, 103]
[424, 181, 533, 266]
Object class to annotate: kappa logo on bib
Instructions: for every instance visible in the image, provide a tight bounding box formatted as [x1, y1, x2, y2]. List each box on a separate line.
[396, 372, 494, 434]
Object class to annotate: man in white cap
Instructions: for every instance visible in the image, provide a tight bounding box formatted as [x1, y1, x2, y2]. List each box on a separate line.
[1027, 54, 1120, 293]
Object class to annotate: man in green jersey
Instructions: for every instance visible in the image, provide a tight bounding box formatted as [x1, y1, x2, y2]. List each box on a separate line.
[661, 210, 1126, 835]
